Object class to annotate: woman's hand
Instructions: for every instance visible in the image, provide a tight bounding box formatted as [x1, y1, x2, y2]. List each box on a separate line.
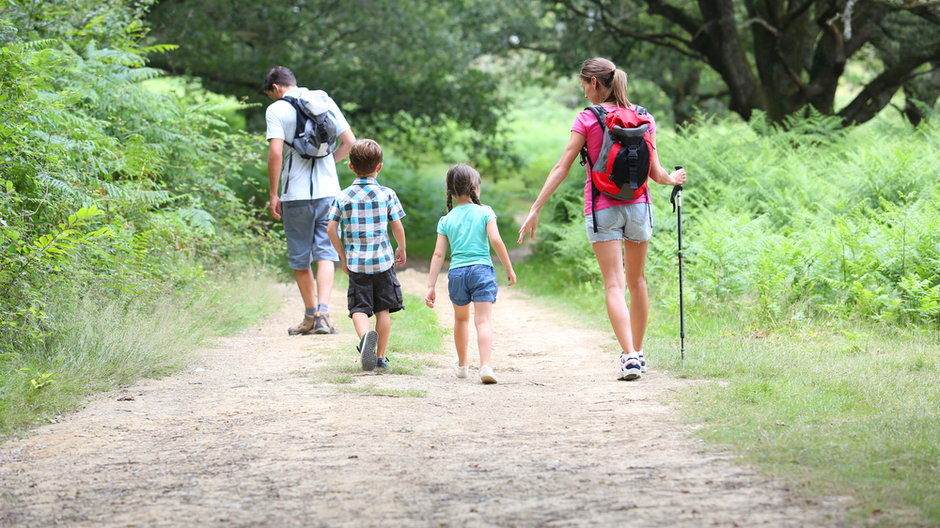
[517, 209, 540, 244]
[668, 167, 687, 186]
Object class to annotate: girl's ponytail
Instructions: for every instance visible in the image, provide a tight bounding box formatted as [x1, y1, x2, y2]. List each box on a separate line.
[445, 163, 482, 211]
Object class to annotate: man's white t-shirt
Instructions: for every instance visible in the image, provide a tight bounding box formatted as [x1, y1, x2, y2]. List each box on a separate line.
[265, 87, 350, 202]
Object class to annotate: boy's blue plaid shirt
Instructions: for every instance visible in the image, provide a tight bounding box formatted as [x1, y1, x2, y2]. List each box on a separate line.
[328, 178, 406, 274]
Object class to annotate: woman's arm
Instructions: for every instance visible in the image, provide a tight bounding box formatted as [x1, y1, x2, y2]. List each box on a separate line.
[486, 219, 516, 286]
[424, 234, 449, 308]
[517, 131, 586, 243]
[647, 130, 687, 186]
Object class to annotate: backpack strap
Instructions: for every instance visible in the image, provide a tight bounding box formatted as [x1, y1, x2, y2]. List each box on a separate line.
[581, 105, 608, 233]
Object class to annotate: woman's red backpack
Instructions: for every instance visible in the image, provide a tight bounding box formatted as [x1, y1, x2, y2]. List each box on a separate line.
[580, 104, 655, 230]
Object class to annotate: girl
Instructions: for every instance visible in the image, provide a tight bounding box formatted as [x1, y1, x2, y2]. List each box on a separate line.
[517, 57, 687, 381]
[425, 164, 517, 384]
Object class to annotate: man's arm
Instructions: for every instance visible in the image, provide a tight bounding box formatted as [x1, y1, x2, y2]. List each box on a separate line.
[332, 129, 356, 163]
[267, 139, 284, 220]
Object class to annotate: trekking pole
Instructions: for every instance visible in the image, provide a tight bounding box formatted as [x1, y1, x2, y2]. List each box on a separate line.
[669, 166, 686, 361]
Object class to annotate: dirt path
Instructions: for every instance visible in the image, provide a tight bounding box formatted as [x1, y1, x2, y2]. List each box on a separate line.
[0, 268, 848, 527]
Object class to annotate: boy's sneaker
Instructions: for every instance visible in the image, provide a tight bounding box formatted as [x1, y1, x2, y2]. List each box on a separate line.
[619, 352, 642, 381]
[638, 351, 648, 373]
[453, 361, 468, 379]
[287, 314, 316, 336]
[313, 313, 338, 334]
[479, 365, 498, 384]
[358, 331, 378, 371]
[376, 357, 389, 369]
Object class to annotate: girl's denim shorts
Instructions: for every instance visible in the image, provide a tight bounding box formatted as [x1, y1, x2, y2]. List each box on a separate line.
[585, 202, 653, 243]
[447, 264, 498, 306]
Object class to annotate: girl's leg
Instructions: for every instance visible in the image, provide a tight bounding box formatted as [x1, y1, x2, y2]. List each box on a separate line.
[592, 239, 635, 354]
[472, 301, 493, 366]
[374, 310, 391, 359]
[624, 241, 650, 352]
[453, 303, 471, 366]
[351, 312, 371, 338]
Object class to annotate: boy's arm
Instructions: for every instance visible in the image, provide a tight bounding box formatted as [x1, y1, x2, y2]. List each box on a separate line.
[327, 219, 347, 274]
[389, 218, 407, 267]
[425, 234, 449, 308]
[487, 218, 516, 286]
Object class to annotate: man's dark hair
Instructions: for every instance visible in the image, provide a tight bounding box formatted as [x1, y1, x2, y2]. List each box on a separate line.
[263, 66, 297, 92]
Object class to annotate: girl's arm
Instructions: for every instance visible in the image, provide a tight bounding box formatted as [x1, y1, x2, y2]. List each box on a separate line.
[517, 131, 586, 243]
[487, 219, 516, 286]
[389, 219, 407, 267]
[647, 130, 687, 186]
[424, 234, 449, 308]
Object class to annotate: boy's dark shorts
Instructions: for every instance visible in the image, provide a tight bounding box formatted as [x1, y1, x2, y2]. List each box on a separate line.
[347, 267, 404, 317]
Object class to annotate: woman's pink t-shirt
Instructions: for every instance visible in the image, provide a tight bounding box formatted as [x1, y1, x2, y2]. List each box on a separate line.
[572, 105, 656, 216]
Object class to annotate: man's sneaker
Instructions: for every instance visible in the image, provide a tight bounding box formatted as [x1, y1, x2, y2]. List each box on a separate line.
[376, 357, 389, 369]
[479, 365, 498, 384]
[453, 361, 468, 379]
[358, 331, 378, 371]
[619, 352, 642, 381]
[638, 351, 648, 373]
[313, 313, 338, 335]
[288, 314, 316, 336]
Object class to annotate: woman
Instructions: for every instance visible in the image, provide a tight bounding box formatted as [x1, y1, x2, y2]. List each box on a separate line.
[517, 57, 687, 381]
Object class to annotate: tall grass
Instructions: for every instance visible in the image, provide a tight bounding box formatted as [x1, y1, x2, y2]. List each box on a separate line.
[0, 269, 281, 436]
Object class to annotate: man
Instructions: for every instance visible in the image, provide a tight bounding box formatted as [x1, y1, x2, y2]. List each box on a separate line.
[263, 66, 356, 335]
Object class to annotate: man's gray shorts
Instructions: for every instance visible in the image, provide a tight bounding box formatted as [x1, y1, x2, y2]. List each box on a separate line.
[282, 197, 339, 270]
[585, 203, 654, 243]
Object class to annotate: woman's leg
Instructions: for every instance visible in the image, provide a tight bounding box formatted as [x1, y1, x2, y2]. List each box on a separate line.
[473, 301, 493, 366]
[453, 303, 471, 366]
[624, 241, 650, 352]
[592, 239, 635, 354]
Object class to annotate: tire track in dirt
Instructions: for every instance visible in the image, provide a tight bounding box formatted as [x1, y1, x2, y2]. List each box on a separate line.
[0, 268, 849, 527]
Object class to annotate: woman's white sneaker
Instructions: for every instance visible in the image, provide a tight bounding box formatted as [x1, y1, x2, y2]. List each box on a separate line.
[638, 351, 648, 373]
[453, 360, 469, 379]
[619, 352, 642, 381]
[479, 365, 498, 384]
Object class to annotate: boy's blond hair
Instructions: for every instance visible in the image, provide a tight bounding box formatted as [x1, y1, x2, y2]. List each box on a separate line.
[349, 139, 383, 176]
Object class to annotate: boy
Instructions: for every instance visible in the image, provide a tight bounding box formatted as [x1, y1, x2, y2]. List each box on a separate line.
[327, 139, 407, 370]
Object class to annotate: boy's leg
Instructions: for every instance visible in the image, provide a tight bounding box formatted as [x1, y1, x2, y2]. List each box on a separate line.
[473, 301, 494, 366]
[453, 303, 471, 367]
[375, 310, 391, 359]
[351, 312, 371, 338]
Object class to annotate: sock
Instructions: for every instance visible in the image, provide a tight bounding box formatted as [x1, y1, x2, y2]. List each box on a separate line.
[304, 307, 316, 317]
[317, 302, 329, 314]
[636, 349, 644, 356]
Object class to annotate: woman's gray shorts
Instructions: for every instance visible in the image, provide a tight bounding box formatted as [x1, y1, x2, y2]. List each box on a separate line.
[585, 203, 653, 243]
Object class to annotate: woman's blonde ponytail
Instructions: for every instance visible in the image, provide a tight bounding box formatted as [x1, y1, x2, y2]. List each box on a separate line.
[609, 69, 630, 108]
[580, 58, 631, 108]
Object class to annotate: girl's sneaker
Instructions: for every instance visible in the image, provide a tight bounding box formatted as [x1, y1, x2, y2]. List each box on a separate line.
[453, 361, 469, 379]
[619, 352, 642, 381]
[479, 365, 498, 384]
[376, 357, 389, 369]
[638, 351, 648, 373]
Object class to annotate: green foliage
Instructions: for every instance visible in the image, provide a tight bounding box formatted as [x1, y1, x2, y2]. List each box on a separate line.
[0, 1, 280, 392]
[145, 0, 524, 168]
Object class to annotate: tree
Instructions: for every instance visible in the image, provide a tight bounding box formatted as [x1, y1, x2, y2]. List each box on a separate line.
[145, 0, 523, 164]
[527, 0, 940, 125]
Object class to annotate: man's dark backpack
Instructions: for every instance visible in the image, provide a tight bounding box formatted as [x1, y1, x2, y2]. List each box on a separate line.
[580, 104, 655, 231]
[280, 91, 338, 160]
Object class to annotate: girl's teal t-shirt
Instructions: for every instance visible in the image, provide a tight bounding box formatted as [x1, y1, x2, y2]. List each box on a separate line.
[437, 204, 496, 269]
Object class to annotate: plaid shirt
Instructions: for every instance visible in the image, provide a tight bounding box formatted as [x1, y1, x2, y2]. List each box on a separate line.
[328, 178, 406, 274]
